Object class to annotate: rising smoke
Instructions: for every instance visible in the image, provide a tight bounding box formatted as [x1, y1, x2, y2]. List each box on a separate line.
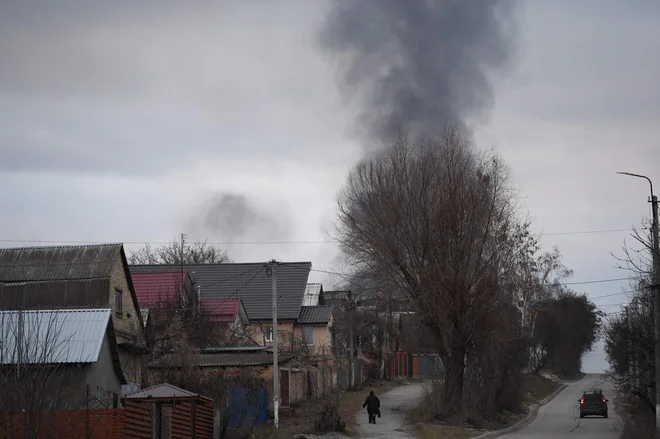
[319, 0, 518, 146]
[191, 192, 291, 242]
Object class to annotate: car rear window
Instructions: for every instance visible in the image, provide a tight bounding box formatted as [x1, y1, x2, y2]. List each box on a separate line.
[584, 393, 603, 402]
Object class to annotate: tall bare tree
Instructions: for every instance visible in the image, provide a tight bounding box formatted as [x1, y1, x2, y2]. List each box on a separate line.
[605, 224, 656, 437]
[128, 238, 231, 265]
[335, 127, 530, 418]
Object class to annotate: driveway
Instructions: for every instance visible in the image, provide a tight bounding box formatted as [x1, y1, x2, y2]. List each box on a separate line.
[355, 382, 425, 439]
[499, 373, 617, 439]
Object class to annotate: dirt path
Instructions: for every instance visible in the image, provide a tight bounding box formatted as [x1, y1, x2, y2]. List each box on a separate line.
[308, 382, 425, 439]
[355, 383, 424, 439]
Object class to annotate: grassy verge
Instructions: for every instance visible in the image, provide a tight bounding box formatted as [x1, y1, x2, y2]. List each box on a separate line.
[412, 374, 561, 439]
[416, 425, 482, 439]
[523, 373, 562, 404]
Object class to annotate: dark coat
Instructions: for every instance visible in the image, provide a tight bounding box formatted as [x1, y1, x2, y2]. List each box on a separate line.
[363, 394, 380, 414]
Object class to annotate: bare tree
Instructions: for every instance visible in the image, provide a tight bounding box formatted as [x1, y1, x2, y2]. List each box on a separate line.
[0, 310, 83, 439]
[605, 225, 656, 437]
[335, 127, 532, 419]
[128, 238, 231, 265]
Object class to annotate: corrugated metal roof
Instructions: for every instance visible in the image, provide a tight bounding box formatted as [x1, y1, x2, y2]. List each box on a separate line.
[131, 271, 187, 309]
[0, 244, 122, 282]
[302, 283, 322, 306]
[297, 305, 333, 325]
[130, 262, 311, 321]
[0, 279, 110, 310]
[0, 308, 111, 364]
[124, 383, 207, 400]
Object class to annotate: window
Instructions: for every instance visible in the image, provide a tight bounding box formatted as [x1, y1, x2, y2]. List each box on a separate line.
[301, 326, 314, 346]
[115, 288, 123, 316]
[264, 326, 273, 343]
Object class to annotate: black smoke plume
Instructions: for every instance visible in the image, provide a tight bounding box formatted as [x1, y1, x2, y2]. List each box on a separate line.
[319, 0, 518, 146]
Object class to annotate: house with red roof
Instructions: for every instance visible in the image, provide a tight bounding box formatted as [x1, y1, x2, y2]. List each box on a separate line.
[131, 270, 249, 345]
[130, 271, 193, 330]
[199, 297, 248, 327]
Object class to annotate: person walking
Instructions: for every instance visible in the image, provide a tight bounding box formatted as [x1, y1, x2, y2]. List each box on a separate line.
[362, 390, 381, 424]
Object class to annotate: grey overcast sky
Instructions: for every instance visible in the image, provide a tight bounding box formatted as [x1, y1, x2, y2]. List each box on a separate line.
[1, 1, 658, 372]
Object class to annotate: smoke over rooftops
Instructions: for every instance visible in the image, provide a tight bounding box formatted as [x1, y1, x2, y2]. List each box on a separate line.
[318, 0, 519, 148]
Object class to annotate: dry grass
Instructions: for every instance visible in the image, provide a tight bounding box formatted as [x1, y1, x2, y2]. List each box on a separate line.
[411, 374, 559, 439]
[523, 374, 560, 404]
[250, 407, 312, 439]
[416, 425, 482, 439]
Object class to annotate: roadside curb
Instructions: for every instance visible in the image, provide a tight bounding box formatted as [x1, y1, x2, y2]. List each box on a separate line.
[472, 384, 568, 439]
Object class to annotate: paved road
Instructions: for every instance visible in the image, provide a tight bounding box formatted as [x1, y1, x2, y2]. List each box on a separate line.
[356, 383, 424, 439]
[500, 373, 617, 439]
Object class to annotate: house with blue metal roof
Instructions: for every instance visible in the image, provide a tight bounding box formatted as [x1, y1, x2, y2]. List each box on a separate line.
[0, 308, 126, 409]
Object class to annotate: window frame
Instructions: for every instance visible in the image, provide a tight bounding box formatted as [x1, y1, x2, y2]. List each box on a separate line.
[114, 288, 123, 316]
[264, 326, 273, 343]
[301, 326, 314, 346]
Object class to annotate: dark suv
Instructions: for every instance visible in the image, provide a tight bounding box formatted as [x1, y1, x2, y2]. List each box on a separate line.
[579, 390, 608, 418]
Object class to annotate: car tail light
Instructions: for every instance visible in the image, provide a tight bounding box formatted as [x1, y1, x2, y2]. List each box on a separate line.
[603, 398, 607, 403]
[580, 398, 584, 404]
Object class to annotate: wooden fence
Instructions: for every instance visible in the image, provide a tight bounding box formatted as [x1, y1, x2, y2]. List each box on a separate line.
[123, 400, 152, 439]
[0, 409, 124, 439]
[123, 399, 214, 439]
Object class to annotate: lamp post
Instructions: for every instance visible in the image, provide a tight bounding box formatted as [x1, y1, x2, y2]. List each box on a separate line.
[617, 171, 660, 437]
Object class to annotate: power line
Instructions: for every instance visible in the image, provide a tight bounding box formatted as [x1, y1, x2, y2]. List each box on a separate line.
[542, 228, 643, 236]
[564, 277, 638, 286]
[0, 227, 644, 246]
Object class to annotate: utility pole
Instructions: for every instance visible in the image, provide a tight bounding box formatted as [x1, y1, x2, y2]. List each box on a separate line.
[180, 232, 187, 266]
[617, 171, 660, 437]
[268, 260, 280, 430]
[347, 290, 355, 390]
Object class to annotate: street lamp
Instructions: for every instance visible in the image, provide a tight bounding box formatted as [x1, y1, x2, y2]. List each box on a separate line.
[617, 171, 660, 437]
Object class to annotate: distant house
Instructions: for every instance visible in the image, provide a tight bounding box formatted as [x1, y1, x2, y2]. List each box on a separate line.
[199, 297, 249, 331]
[130, 262, 337, 403]
[130, 270, 193, 342]
[296, 305, 334, 355]
[130, 270, 193, 313]
[0, 308, 126, 409]
[130, 262, 324, 350]
[147, 346, 298, 409]
[0, 244, 148, 394]
[302, 283, 324, 306]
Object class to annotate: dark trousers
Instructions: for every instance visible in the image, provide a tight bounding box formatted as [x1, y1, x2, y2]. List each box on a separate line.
[368, 412, 377, 424]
